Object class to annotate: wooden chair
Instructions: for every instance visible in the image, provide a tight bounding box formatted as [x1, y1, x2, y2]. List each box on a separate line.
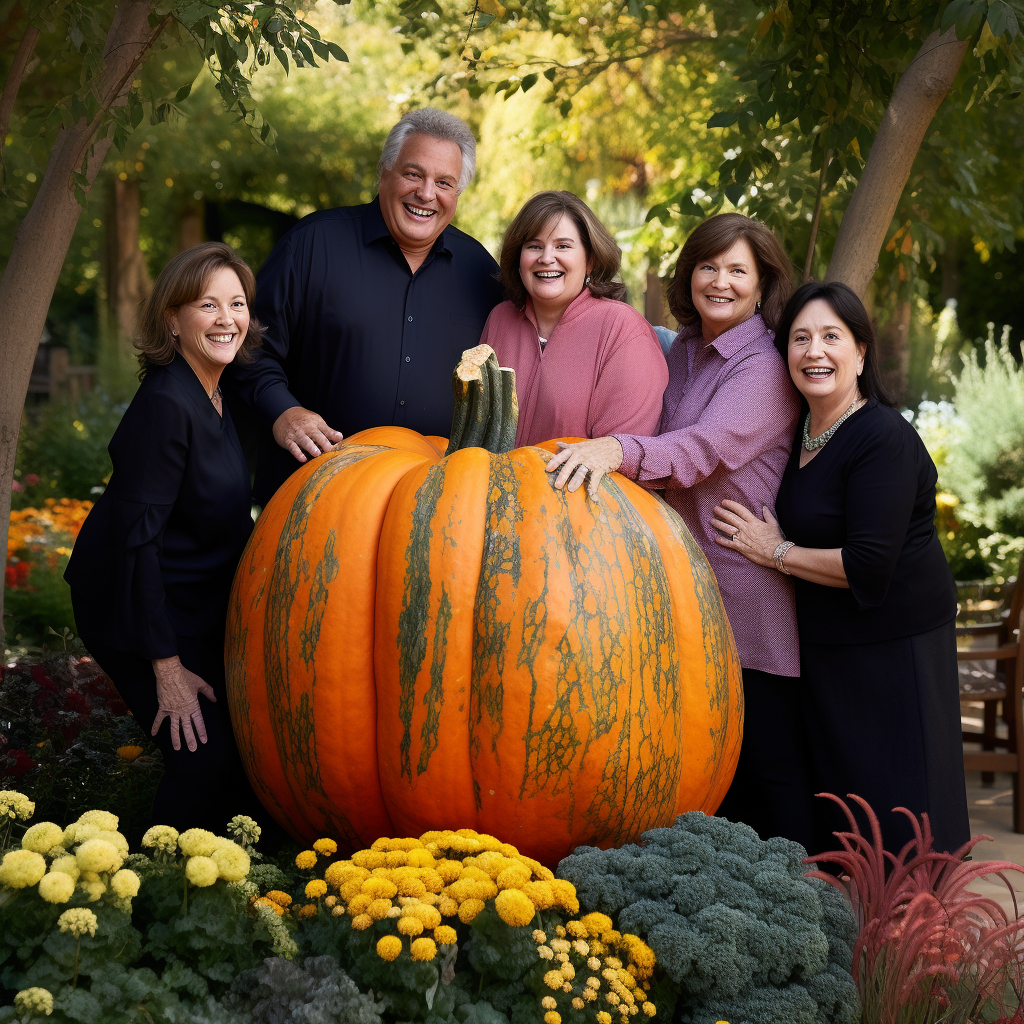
[957, 554, 1024, 833]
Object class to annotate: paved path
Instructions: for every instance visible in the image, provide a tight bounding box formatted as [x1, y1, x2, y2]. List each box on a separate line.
[964, 771, 1024, 918]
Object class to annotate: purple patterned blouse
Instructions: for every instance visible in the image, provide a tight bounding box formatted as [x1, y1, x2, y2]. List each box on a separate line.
[614, 314, 801, 677]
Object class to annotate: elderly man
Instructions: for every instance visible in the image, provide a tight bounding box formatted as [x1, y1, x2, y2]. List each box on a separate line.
[232, 108, 503, 503]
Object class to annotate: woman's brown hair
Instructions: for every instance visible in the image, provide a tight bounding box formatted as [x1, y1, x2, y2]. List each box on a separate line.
[498, 191, 627, 308]
[135, 241, 264, 377]
[668, 213, 794, 331]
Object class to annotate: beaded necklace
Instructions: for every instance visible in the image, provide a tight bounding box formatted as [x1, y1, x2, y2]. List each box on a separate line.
[802, 397, 862, 451]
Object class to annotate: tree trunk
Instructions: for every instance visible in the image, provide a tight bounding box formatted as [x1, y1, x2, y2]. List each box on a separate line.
[826, 27, 969, 297]
[176, 197, 205, 252]
[104, 176, 152, 369]
[0, 2, 156, 643]
[876, 298, 913, 404]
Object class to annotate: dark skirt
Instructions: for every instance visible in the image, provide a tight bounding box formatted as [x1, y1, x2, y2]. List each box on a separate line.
[715, 667, 814, 851]
[72, 591, 268, 835]
[801, 618, 970, 860]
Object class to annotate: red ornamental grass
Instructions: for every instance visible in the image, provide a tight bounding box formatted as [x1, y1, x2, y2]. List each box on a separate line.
[806, 793, 1024, 1024]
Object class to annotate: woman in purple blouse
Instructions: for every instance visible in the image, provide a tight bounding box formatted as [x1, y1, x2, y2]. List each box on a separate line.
[547, 213, 808, 848]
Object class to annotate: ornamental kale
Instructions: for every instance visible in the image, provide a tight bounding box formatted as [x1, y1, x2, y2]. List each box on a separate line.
[557, 811, 860, 1024]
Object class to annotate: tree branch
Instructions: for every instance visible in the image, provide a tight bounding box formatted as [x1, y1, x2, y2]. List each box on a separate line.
[0, 22, 40, 154]
[804, 149, 832, 281]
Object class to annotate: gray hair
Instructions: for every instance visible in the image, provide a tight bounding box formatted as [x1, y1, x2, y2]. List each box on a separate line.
[377, 108, 477, 193]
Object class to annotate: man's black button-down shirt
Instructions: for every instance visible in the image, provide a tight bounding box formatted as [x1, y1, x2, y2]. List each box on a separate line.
[231, 197, 503, 502]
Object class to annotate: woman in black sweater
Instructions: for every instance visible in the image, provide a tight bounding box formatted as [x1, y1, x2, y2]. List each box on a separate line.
[65, 242, 267, 832]
[711, 281, 970, 857]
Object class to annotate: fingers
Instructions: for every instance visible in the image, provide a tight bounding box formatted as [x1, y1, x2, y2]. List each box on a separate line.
[762, 505, 780, 525]
[553, 456, 584, 490]
[587, 467, 607, 500]
[181, 714, 198, 753]
[285, 440, 308, 464]
[710, 516, 737, 537]
[151, 709, 167, 738]
[566, 463, 589, 493]
[191, 708, 209, 746]
[545, 447, 573, 473]
[197, 680, 217, 702]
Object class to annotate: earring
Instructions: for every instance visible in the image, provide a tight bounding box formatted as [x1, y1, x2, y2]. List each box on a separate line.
[585, 274, 591, 286]
[755, 300, 762, 312]
[171, 330, 178, 337]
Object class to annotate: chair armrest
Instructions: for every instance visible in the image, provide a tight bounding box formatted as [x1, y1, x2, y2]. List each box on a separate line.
[956, 622, 1004, 637]
[957, 645, 1019, 662]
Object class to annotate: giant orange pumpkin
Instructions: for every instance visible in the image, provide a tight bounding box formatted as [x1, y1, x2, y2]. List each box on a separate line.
[225, 347, 742, 865]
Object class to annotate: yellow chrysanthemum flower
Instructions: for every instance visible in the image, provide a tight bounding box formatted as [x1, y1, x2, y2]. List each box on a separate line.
[48, 854, 79, 881]
[584, 988, 598, 1003]
[521, 880, 555, 910]
[294, 850, 317, 870]
[212, 843, 251, 882]
[434, 859, 463, 884]
[395, 875, 427, 898]
[434, 924, 458, 945]
[21, 822, 64, 854]
[305, 879, 328, 899]
[312, 838, 337, 856]
[406, 848, 434, 868]
[376, 935, 403, 961]
[586, 977, 602, 990]
[550, 937, 571, 953]
[606, 992, 620, 1006]
[438, 896, 459, 917]
[324, 861, 362, 888]
[574, 939, 591, 956]
[643, 1004, 657, 1017]
[561, 962, 576, 981]
[177, 828, 220, 858]
[544, 1012, 561, 1024]
[351, 913, 373, 930]
[0, 849, 47, 888]
[0, 791, 35, 821]
[362, 876, 398, 899]
[494, 888, 535, 927]
[581, 912, 613, 937]
[410, 937, 437, 961]
[533, 929, 547, 943]
[543, 970, 564, 991]
[572, 997, 585, 1010]
[252, 896, 285, 916]
[266, 890, 293, 907]
[457, 898, 485, 924]
[79, 879, 106, 901]
[38, 871, 75, 903]
[297, 904, 317, 919]
[538, 945, 554, 960]
[541, 995, 557, 1010]
[406, 903, 442, 928]
[367, 898, 393, 921]
[117, 744, 145, 762]
[397, 916, 424, 936]
[110, 869, 141, 899]
[596, 1013, 612, 1024]
[58, 907, 98, 937]
[387, 906, 403, 918]
[549, 879, 578, 914]
[185, 856, 219, 887]
[351, 849, 386, 869]
[141, 825, 179, 852]
[383, 850, 408, 868]
[554, 925, 566, 937]
[76, 810, 119, 831]
[347, 893, 373, 916]
[14, 987, 53, 1017]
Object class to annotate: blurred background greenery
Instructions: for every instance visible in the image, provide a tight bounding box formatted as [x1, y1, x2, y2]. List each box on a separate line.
[3, 0, 1024, 648]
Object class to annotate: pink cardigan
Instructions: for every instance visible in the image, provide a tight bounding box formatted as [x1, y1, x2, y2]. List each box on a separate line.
[480, 290, 668, 447]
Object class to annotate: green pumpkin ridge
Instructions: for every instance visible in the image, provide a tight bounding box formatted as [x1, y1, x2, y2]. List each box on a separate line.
[396, 462, 447, 779]
[417, 584, 451, 775]
[469, 454, 522, 763]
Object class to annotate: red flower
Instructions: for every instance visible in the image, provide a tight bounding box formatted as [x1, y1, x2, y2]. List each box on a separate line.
[2, 748, 37, 777]
[29, 665, 56, 691]
[24, 474, 39, 486]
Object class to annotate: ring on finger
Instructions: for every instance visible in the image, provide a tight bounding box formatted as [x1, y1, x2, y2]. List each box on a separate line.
[731, 532, 738, 542]
[572, 464, 588, 477]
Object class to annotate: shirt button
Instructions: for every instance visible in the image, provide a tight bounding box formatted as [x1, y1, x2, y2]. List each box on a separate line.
[407, 315, 413, 322]
[399, 400, 406, 406]
[405, 356, 411, 362]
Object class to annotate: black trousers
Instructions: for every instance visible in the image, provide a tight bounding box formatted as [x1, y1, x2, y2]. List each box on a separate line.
[73, 597, 268, 835]
[715, 667, 814, 852]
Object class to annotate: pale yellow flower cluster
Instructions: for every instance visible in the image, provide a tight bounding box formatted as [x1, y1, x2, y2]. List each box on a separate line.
[0, 789, 35, 821]
[0, 806, 141, 910]
[141, 825, 250, 886]
[296, 829, 579, 965]
[14, 986, 54, 1017]
[533, 915, 657, 1023]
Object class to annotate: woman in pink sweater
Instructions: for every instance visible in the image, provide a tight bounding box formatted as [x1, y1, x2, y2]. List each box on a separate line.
[480, 191, 667, 446]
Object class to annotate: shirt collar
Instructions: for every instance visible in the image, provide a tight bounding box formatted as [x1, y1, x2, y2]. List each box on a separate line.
[363, 195, 453, 258]
[523, 288, 599, 332]
[688, 312, 771, 359]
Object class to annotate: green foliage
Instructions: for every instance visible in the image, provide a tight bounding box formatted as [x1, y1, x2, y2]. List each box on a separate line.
[4, 549, 78, 650]
[14, 392, 132, 508]
[558, 812, 861, 1024]
[941, 330, 1024, 539]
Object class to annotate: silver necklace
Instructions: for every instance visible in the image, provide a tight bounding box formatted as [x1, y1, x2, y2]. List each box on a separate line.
[802, 398, 861, 451]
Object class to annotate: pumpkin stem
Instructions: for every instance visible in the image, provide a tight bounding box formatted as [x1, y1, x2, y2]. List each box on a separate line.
[445, 345, 518, 455]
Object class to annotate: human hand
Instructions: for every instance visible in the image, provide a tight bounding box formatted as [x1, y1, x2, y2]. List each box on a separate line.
[272, 406, 344, 463]
[545, 437, 624, 499]
[711, 499, 785, 568]
[151, 656, 217, 753]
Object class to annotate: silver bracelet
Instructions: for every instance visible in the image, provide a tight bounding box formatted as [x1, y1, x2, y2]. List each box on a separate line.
[773, 541, 795, 574]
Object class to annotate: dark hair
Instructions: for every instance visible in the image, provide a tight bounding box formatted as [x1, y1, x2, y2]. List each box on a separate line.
[498, 191, 627, 309]
[135, 242, 264, 377]
[668, 213, 794, 330]
[773, 280, 896, 407]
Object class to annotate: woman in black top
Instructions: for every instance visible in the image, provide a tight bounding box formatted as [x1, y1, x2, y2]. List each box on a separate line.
[65, 242, 267, 832]
[711, 281, 970, 857]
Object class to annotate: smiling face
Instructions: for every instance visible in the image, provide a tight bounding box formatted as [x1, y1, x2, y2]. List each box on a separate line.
[519, 213, 593, 318]
[690, 237, 762, 341]
[787, 298, 866, 411]
[378, 133, 463, 255]
[168, 265, 249, 380]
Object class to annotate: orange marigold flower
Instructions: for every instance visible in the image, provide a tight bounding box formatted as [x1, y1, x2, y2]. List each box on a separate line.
[410, 937, 437, 961]
[266, 890, 293, 907]
[116, 745, 145, 762]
